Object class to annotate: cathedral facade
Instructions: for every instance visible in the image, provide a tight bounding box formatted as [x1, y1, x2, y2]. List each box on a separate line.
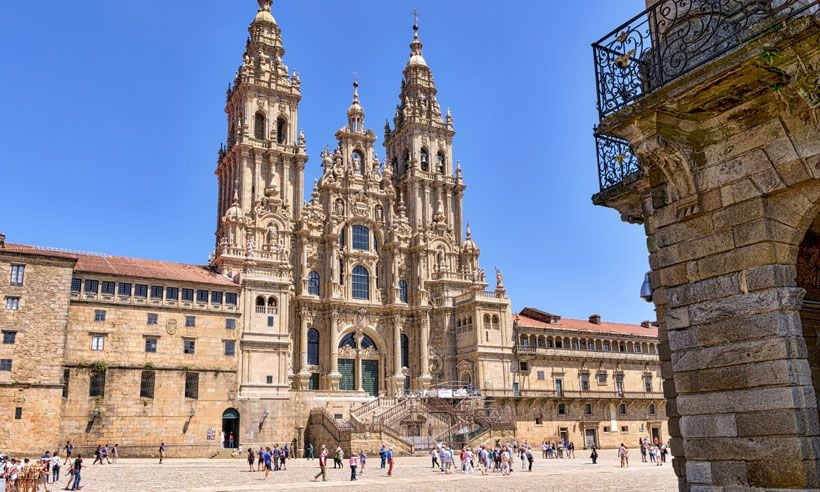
[0, 1, 663, 457]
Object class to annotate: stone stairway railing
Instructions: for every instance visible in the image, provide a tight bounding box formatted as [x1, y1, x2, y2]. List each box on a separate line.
[350, 396, 398, 421]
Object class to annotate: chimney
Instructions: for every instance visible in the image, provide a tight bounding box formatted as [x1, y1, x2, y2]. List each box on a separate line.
[641, 320, 651, 328]
[589, 314, 601, 325]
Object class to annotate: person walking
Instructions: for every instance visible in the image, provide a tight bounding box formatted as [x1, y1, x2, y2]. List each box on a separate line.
[618, 443, 629, 468]
[51, 451, 61, 483]
[386, 447, 394, 477]
[111, 444, 119, 464]
[590, 446, 598, 464]
[263, 447, 273, 479]
[313, 447, 327, 482]
[159, 442, 166, 464]
[63, 442, 73, 466]
[307, 443, 314, 460]
[91, 445, 102, 465]
[358, 450, 366, 475]
[247, 448, 256, 472]
[69, 454, 82, 491]
[335, 446, 344, 470]
[526, 446, 534, 471]
[349, 453, 358, 481]
[431, 447, 439, 469]
[379, 444, 386, 469]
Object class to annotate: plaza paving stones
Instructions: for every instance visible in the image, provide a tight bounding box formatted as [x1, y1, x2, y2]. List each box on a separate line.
[74, 450, 676, 491]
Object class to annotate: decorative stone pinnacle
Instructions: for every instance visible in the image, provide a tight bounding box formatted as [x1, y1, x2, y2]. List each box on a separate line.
[258, 0, 272, 12]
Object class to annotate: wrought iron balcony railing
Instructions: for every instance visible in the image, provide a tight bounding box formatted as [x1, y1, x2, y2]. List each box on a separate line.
[595, 133, 643, 192]
[592, 0, 817, 120]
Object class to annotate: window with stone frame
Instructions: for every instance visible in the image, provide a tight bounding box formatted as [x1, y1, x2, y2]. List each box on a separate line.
[147, 313, 158, 325]
[183, 338, 196, 354]
[400, 334, 409, 368]
[643, 374, 653, 392]
[0, 359, 11, 371]
[166, 287, 179, 301]
[398, 279, 408, 303]
[420, 148, 430, 171]
[619, 403, 627, 415]
[94, 309, 106, 322]
[597, 371, 607, 384]
[308, 271, 320, 296]
[225, 318, 236, 330]
[211, 291, 223, 304]
[225, 292, 237, 305]
[145, 337, 158, 353]
[118, 282, 132, 296]
[140, 370, 155, 399]
[2, 331, 16, 344]
[308, 328, 320, 365]
[71, 278, 82, 293]
[649, 404, 656, 415]
[580, 372, 590, 391]
[184, 372, 199, 399]
[101, 281, 115, 296]
[9, 264, 24, 286]
[536, 370, 545, 380]
[135, 284, 148, 298]
[254, 112, 266, 140]
[84, 279, 99, 295]
[352, 225, 370, 251]
[196, 289, 208, 303]
[91, 335, 105, 351]
[181, 288, 194, 301]
[185, 316, 196, 327]
[89, 370, 105, 397]
[352, 265, 369, 300]
[224, 340, 236, 356]
[557, 403, 566, 415]
[150, 284, 163, 299]
[308, 372, 319, 390]
[584, 403, 593, 415]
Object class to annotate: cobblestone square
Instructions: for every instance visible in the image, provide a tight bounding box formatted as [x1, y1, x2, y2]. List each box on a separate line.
[65, 451, 677, 491]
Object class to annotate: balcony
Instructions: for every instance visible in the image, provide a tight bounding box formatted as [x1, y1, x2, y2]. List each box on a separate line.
[592, 0, 817, 193]
[515, 344, 659, 363]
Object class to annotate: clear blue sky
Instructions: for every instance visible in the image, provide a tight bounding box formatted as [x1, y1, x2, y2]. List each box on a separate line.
[0, 0, 654, 323]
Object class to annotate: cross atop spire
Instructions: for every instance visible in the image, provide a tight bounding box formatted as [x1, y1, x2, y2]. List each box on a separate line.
[412, 8, 420, 32]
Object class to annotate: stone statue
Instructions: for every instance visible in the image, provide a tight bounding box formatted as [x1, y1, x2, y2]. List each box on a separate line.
[495, 267, 504, 288]
[266, 224, 278, 248]
[246, 236, 255, 257]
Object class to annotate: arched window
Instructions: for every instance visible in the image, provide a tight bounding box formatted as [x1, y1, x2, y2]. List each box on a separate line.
[392, 156, 399, 176]
[648, 404, 656, 415]
[436, 152, 445, 174]
[308, 271, 320, 296]
[352, 150, 365, 175]
[492, 315, 499, 330]
[339, 258, 344, 285]
[276, 117, 287, 144]
[398, 280, 408, 303]
[339, 333, 357, 349]
[483, 314, 491, 330]
[255, 296, 265, 313]
[352, 225, 369, 251]
[400, 334, 409, 368]
[339, 226, 346, 248]
[360, 335, 375, 350]
[402, 150, 409, 174]
[267, 297, 277, 309]
[307, 328, 319, 365]
[254, 112, 265, 140]
[420, 148, 429, 172]
[352, 265, 369, 300]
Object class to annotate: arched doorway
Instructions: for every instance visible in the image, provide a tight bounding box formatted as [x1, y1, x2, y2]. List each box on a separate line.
[794, 223, 820, 425]
[338, 332, 381, 396]
[222, 408, 240, 449]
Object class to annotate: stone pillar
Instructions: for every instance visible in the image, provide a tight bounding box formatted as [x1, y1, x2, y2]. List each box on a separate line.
[295, 309, 310, 390]
[327, 310, 341, 391]
[391, 316, 404, 395]
[418, 313, 432, 389]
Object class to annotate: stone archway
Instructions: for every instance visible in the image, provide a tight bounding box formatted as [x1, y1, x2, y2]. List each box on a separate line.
[794, 219, 820, 428]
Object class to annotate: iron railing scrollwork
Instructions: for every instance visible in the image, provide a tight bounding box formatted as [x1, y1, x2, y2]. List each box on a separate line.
[593, 0, 817, 119]
[592, 0, 818, 193]
[595, 134, 643, 191]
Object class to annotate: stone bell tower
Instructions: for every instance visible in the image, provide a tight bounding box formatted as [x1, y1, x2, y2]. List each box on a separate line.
[213, 0, 308, 400]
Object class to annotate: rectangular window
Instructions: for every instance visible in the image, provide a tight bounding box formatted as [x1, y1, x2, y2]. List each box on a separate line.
[644, 375, 653, 392]
[584, 403, 592, 415]
[84, 279, 99, 294]
[0, 359, 12, 371]
[101, 281, 115, 295]
[619, 403, 627, 415]
[196, 290, 208, 303]
[166, 287, 179, 301]
[183, 339, 195, 354]
[557, 403, 566, 415]
[150, 286, 163, 299]
[308, 373, 319, 390]
[147, 313, 158, 325]
[211, 291, 223, 304]
[145, 337, 158, 353]
[519, 361, 529, 372]
[181, 288, 194, 301]
[597, 372, 607, 383]
[2, 331, 16, 344]
[93, 309, 106, 322]
[91, 335, 105, 351]
[62, 368, 70, 398]
[185, 315, 196, 327]
[224, 340, 236, 356]
[118, 282, 132, 296]
[184, 372, 199, 399]
[89, 371, 105, 397]
[603, 426, 610, 433]
[536, 370, 545, 381]
[621, 425, 629, 432]
[580, 373, 590, 391]
[225, 318, 236, 330]
[266, 375, 273, 384]
[226, 292, 237, 305]
[135, 284, 148, 298]
[14, 407, 22, 419]
[267, 316, 274, 327]
[6, 297, 20, 310]
[535, 416, 543, 425]
[71, 278, 82, 293]
[10, 265, 25, 286]
[140, 370, 155, 399]
[352, 224, 370, 250]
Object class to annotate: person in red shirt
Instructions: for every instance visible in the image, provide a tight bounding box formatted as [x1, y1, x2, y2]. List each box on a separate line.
[313, 446, 328, 482]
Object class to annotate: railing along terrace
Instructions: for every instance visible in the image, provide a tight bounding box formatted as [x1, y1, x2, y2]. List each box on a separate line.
[593, 0, 816, 119]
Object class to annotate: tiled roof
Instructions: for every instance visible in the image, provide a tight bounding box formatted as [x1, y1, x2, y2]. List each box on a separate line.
[514, 309, 657, 338]
[2, 243, 237, 287]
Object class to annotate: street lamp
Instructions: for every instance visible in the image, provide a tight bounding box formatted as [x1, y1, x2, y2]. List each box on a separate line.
[189, 407, 196, 417]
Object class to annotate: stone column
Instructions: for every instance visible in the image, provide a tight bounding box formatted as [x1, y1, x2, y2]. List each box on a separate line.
[391, 316, 405, 395]
[355, 334, 363, 392]
[327, 310, 341, 391]
[418, 313, 432, 389]
[296, 309, 310, 389]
